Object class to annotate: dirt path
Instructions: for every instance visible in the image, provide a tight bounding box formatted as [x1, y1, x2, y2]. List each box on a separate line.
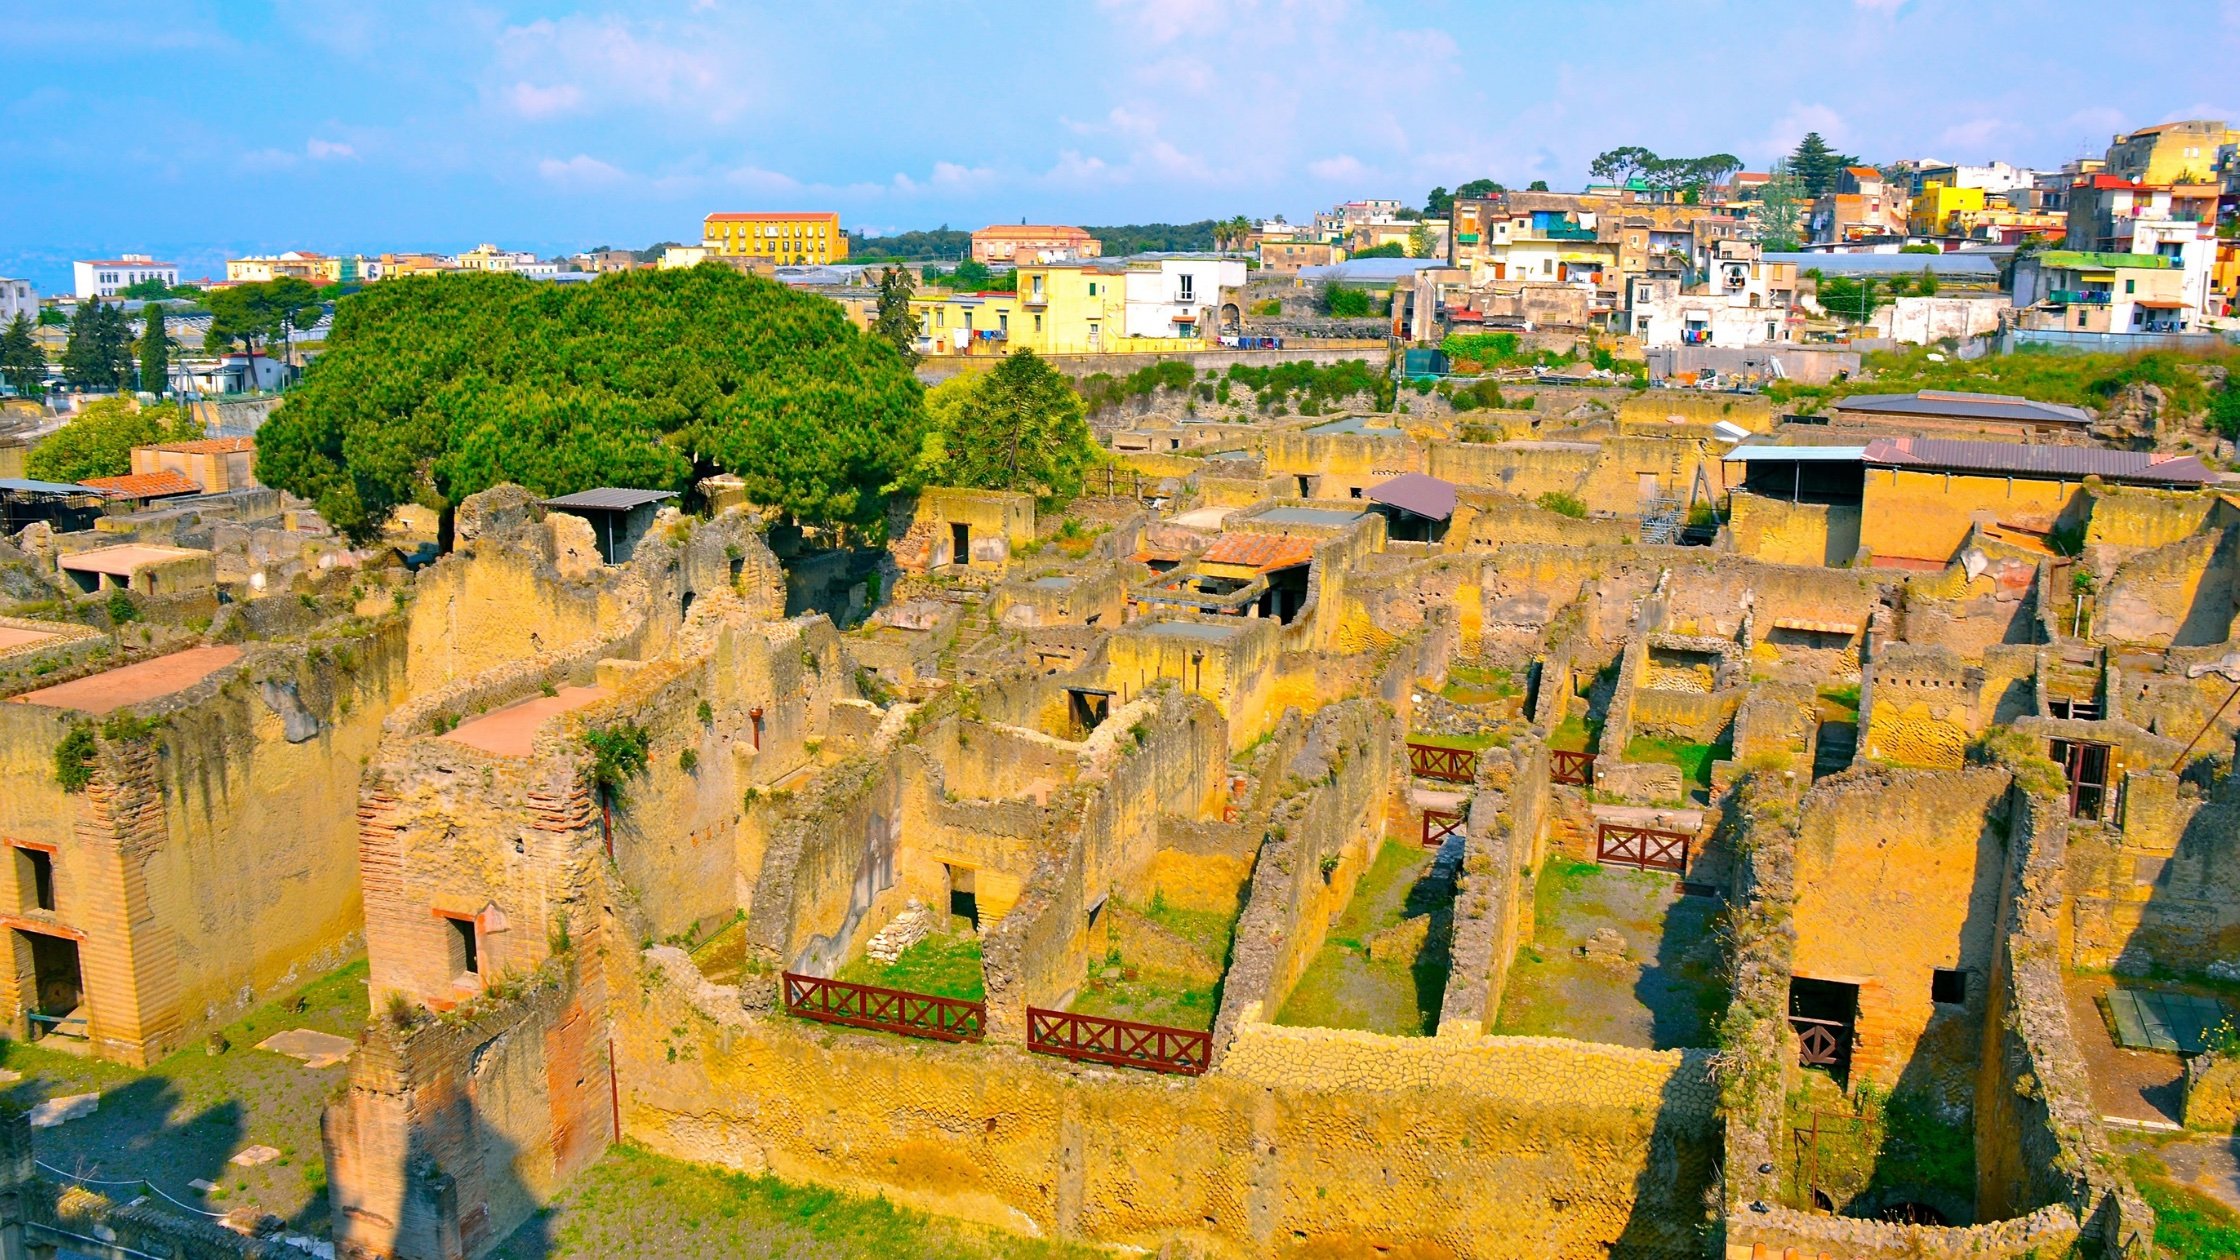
[1495, 859, 1725, 1049]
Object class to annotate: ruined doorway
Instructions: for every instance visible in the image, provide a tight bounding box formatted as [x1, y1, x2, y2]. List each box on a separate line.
[950, 522, 971, 567]
[1066, 688, 1112, 739]
[1789, 977, 1857, 1082]
[946, 865, 979, 932]
[2049, 738, 2110, 820]
[443, 914, 481, 980]
[18, 930, 82, 1042]
[14, 846, 54, 911]
[1259, 563, 1311, 623]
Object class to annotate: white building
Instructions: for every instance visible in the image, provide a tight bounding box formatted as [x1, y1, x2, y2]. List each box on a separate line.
[1622, 243, 1802, 349]
[1121, 257, 1248, 339]
[179, 351, 290, 397]
[0, 276, 35, 325]
[454, 244, 540, 272]
[1913, 161, 2044, 196]
[72, 255, 179, 299]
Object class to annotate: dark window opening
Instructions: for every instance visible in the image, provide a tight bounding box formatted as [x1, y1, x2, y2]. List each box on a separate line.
[2048, 697, 2099, 721]
[1931, 968, 1967, 1006]
[444, 915, 480, 978]
[2049, 738, 2111, 820]
[1256, 563, 1312, 624]
[20, 930, 83, 1039]
[1295, 475, 1312, 498]
[950, 522, 971, 567]
[1066, 688, 1112, 738]
[946, 864, 979, 931]
[16, 848, 54, 912]
[680, 589, 697, 620]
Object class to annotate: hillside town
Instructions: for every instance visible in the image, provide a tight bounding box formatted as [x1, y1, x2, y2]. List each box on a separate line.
[8, 73, 2240, 1260]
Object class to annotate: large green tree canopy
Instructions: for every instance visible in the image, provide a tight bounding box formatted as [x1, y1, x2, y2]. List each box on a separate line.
[255, 266, 928, 541]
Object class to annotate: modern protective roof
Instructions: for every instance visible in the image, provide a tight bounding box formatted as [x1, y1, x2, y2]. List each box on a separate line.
[1366, 473, 1457, 521]
[1303, 415, 1406, 437]
[1832, 391, 2092, 426]
[0, 478, 103, 496]
[539, 488, 679, 512]
[2037, 250, 2169, 271]
[1860, 437, 2216, 487]
[1252, 506, 1367, 528]
[1722, 445, 1871, 463]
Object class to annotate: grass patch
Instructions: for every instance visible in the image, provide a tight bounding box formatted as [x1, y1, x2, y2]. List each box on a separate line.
[1072, 968, 1219, 1031]
[1273, 841, 1452, 1036]
[1440, 664, 1519, 705]
[491, 1141, 1109, 1260]
[1779, 1075, 1975, 1217]
[2128, 1152, 2240, 1260]
[1134, 893, 1239, 965]
[1767, 342, 2238, 416]
[1493, 858, 1727, 1048]
[836, 934, 985, 1002]
[0, 958, 371, 1234]
[1623, 734, 1729, 791]
[1548, 713, 1601, 753]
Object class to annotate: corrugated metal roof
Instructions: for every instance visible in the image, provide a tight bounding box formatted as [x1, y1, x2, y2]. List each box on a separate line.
[539, 488, 679, 511]
[1201, 534, 1318, 572]
[1366, 473, 1457, 521]
[1833, 391, 2092, 426]
[1861, 437, 2216, 486]
[0, 478, 103, 496]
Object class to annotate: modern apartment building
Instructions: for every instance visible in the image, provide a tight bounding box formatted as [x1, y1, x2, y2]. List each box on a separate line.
[703, 212, 847, 265]
[72, 255, 178, 299]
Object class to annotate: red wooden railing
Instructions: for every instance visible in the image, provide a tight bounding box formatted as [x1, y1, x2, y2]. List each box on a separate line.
[782, 972, 986, 1043]
[1550, 749, 1595, 787]
[1595, 823, 1692, 873]
[1026, 1006, 1212, 1076]
[1791, 1015, 1847, 1069]
[1421, 808, 1465, 849]
[1406, 742, 1477, 784]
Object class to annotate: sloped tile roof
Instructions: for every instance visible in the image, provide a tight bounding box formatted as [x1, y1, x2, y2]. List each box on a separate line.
[1201, 533, 1317, 572]
[80, 470, 202, 499]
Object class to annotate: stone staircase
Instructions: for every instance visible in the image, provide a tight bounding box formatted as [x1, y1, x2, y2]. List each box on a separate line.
[1811, 721, 1857, 781]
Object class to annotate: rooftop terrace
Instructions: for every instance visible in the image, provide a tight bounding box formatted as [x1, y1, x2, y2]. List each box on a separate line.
[8, 644, 243, 715]
[441, 685, 610, 757]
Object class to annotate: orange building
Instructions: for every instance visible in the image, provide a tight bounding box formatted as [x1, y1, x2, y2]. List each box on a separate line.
[970, 225, 1102, 264]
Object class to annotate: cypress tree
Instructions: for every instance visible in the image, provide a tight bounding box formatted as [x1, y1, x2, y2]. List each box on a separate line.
[140, 305, 170, 396]
[0, 314, 43, 396]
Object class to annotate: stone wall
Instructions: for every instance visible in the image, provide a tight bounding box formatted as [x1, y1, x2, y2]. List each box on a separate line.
[1727, 492, 1861, 568]
[1790, 768, 2012, 1096]
[1438, 736, 1548, 1035]
[326, 954, 612, 1260]
[1211, 700, 1392, 1051]
[0, 618, 407, 1064]
[620, 946, 1719, 1259]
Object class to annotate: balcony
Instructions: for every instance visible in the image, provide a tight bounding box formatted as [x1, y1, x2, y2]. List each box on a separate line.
[1022, 289, 1048, 307]
[2047, 289, 2111, 306]
[1537, 225, 1598, 241]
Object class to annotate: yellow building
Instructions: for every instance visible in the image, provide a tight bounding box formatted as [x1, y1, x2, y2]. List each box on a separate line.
[226, 251, 363, 284]
[1011, 261, 1129, 354]
[703, 212, 847, 265]
[2105, 119, 2236, 186]
[910, 289, 1026, 357]
[1907, 183, 1986, 236]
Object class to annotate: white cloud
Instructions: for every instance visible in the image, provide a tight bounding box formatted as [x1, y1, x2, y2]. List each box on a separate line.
[492, 15, 753, 123]
[537, 154, 625, 184]
[508, 82, 584, 119]
[1307, 154, 1367, 182]
[1099, 0, 1226, 43]
[306, 137, 357, 160]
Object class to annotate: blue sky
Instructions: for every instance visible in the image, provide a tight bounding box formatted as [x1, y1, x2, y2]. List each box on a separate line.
[3, 0, 2235, 291]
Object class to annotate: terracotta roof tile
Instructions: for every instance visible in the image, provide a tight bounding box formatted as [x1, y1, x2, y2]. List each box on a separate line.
[1201, 534, 1317, 572]
[79, 470, 202, 499]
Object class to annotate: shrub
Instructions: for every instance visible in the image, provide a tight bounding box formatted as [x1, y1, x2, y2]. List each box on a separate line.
[678, 747, 699, 773]
[105, 587, 138, 624]
[54, 724, 97, 792]
[583, 721, 652, 802]
[1536, 491, 1588, 519]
